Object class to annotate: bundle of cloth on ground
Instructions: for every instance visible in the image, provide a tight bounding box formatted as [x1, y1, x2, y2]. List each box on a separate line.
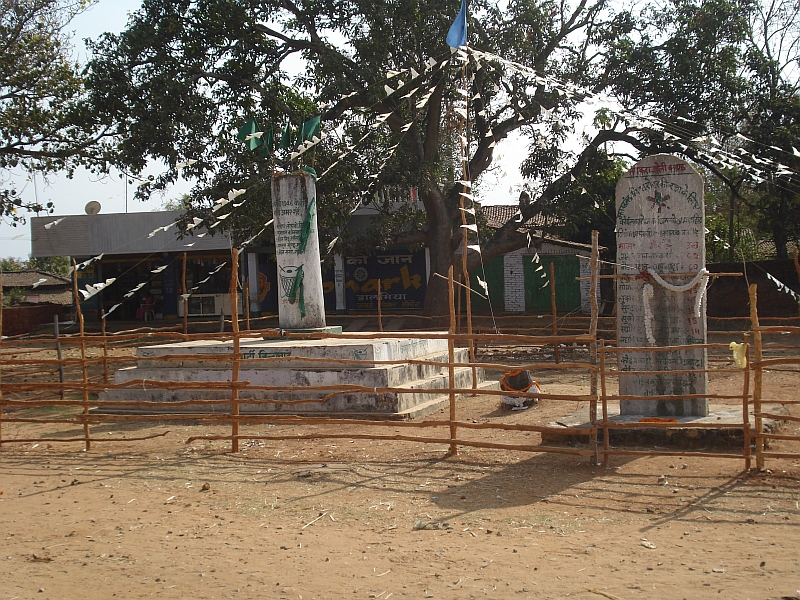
[500, 370, 541, 409]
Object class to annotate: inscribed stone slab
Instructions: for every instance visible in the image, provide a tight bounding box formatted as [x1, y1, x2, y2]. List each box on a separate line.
[615, 154, 708, 416]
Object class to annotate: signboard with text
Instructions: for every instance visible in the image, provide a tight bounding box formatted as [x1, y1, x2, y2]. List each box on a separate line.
[344, 251, 426, 311]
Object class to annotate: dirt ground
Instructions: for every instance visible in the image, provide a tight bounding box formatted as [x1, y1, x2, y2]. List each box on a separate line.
[2, 361, 800, 600]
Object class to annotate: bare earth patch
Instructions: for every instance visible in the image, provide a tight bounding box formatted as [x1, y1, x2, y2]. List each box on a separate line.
[1, 352, 799, 599]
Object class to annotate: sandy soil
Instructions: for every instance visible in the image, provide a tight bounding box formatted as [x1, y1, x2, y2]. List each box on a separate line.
[2, 358, 800, 600]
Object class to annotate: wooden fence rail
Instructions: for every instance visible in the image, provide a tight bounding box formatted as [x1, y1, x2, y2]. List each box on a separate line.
[1, 241, 798, 472]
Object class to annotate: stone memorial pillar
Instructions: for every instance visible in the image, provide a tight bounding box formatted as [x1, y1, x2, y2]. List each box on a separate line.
[271, 173, 327, 330]
[615, 154, 708, 416]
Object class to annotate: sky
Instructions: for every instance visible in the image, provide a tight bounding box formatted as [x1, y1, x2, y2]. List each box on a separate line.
[0, 0, 529, 261]
[0, 0, 193, 260]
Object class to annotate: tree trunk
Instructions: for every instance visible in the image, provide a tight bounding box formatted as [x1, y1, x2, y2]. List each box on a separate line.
[728, 188, 736, 263]
[773, 195, 790, 259]
[423, 209, 457, 317]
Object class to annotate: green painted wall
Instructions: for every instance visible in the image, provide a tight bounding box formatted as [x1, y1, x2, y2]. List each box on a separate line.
[524, 254, 582, 313]
[469, 255, 504, 313]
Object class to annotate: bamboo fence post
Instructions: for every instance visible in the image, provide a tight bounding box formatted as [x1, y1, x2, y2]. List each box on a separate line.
[455, 65, 476, 389]
[100, 309, 109, 384]
[456, 274, 462, 334]
[748, 283, 764, 470]
[599, 339, 609, 467]
[72, 259, 91, 451]
[377, 278, 383, 332]
[794, 247, 800, 284]
[466, 267, 476, 390]
[549, 261, 560, 363]
[589, 230, 599, 464]
[244, 279, 251, 331]
[794, 248, 800, 316]
[54, 315, 64, 399]
[447, 266, 458, 456]
[230, 248, 241, 453]
[742, 333, 751, 471]
[181, 252, 188, 336]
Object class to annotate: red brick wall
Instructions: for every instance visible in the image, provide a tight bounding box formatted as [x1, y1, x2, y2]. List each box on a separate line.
[708, 260, 800, 318]
[1, 303, 67, 337]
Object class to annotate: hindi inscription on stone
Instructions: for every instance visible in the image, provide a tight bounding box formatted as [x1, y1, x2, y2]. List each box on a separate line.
[615, 154, 708, 416]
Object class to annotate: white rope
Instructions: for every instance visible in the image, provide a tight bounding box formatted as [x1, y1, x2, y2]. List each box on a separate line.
[642, 268, 709, 342]
[647, 267, 709, 292]
[642, 283, 656, 346]
[647, 267, 709, 319]
[692, 275, 709, 319]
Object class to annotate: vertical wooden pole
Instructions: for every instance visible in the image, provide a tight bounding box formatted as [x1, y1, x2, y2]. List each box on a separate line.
[100, 309, 109, 384]
[72, 260, 90, 451]
[54, 315, 64, 400]
[447, 266, 457, 456]
[181, 252, 188, 336]
[456, 274, 462, 335]
[742, 333, 751, 471]
[456, 59, 476, 389]
[589, 231, 600, 465]
[230, 248, 241, 453]
[794, 247, 800, 283]
[599, 340, 609, 468]
[794, 248, 800, 317]
[748, 284, 763, 470]
[244, 280, 251, 331]
[549, 261, 560, 363]
[377, 278, 383, 332]
[466, 269, 476, 390]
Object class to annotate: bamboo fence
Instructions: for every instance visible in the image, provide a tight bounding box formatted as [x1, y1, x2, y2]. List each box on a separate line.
[0, 243, 797, 472]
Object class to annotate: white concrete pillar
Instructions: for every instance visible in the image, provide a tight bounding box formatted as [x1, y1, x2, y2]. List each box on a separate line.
[424, 247, 431, 284]
[247, 251, 260, 312]
[503, 249, 525, 312]
[334, 253, 345, 312]
[271, 173, 326, 329]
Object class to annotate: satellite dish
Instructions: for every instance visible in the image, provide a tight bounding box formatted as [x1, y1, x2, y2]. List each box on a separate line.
[85, 201, 102, 215]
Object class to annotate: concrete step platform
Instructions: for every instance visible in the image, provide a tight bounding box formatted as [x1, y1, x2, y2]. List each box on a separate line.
[136, 334, 448, 368]
[116, 348, 469, 389]
[541, 403, 788, 449]
[99, 364, 486, 414]
[100, 335, 497, 417]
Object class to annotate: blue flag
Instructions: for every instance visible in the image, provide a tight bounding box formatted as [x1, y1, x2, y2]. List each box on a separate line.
[446, 0, 467, 48]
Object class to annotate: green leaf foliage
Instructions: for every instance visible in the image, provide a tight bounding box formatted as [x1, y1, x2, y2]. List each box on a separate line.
[84, 0, 797, 312]
[0, 0, 112, 225]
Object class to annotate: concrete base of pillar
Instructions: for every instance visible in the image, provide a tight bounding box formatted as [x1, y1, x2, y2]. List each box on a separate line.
[99, 333, 496, 417]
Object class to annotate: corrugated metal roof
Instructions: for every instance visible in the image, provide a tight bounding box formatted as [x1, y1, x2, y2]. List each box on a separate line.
[31, 211, 232, 258]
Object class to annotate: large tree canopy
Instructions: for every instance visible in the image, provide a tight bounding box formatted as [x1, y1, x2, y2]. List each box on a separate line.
[0, 0, 112, 225]
[87, 0, 779, 313]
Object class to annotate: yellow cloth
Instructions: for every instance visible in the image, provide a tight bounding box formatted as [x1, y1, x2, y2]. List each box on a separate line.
[729, 342, 747, 368]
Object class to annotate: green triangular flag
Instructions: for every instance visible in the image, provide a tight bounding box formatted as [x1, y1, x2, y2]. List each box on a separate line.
[297, 197, 316, 253]
[237, 118, 262, 151]
[303, 115, 321, 141]
[261, 125, 274, 158]
[298, 165, 317, 180]
[265, 125, 274, 152]
[287, 265, 306, 318]
[279, 122, 292, 149]
[294, 122, 303, 149]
